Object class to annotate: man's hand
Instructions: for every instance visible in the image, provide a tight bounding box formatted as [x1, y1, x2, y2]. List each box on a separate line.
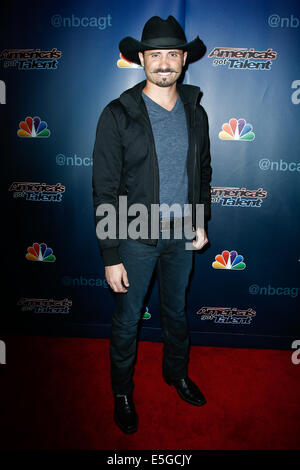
[192, 227, 209, 250]
[105, 263, 130, 293]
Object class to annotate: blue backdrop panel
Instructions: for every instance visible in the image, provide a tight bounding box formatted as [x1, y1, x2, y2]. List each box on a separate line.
[1, 0, 299, 348]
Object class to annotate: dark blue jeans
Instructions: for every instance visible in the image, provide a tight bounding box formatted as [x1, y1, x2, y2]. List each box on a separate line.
[110, 228, 194, 395]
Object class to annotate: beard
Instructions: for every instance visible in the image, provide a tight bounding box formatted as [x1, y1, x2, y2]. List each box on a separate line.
[154, 76, 178, 87]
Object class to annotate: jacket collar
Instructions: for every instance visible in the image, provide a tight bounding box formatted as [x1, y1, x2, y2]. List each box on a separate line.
[119, 79, 200, 109]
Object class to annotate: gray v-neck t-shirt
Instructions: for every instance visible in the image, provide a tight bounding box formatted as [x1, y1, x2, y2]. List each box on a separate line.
[142, 91, 190, 219]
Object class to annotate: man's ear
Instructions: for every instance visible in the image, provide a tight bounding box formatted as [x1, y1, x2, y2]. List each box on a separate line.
[183, 51, 188, 66]
[138, 51, 144, 66]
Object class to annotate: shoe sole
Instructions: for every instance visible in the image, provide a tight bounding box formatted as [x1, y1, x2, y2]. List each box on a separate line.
[114, 412, 138, 434]
[164, 377, 207, 407]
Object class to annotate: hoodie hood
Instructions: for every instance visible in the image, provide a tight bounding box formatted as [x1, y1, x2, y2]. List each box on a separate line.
[119, 79, 201, 110]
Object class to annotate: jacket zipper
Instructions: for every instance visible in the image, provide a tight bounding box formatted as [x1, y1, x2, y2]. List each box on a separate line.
[192, 103, 197, 231]
[140, 100, 160, 242]
[151, 134, 160, 244]
[146, 117, 160, 210]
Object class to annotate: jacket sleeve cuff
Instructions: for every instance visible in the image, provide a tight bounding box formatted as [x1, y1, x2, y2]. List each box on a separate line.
[100, 246, 122, 267]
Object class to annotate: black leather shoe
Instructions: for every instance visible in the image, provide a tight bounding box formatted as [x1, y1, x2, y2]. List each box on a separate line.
[164, 376, 206, 406]
[114, 393, 138, 434]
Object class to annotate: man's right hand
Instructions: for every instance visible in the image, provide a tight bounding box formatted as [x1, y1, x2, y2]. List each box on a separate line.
[105, 263, 130, 293]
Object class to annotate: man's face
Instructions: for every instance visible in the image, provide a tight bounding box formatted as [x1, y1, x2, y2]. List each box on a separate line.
[138, 49, 187, 88]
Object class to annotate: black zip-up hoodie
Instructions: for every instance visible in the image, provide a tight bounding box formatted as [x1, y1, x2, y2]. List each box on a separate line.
[92, 79, 212, 266]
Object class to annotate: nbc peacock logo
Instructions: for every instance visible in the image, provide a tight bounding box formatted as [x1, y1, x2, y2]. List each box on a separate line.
[219, 118, 255, 141]
[17, 116, 50, 137]
[117, 53, 143, 69]
[212, 250, 246, 270]
[142, 306, 151, 320]
[25, 243, 56, 262]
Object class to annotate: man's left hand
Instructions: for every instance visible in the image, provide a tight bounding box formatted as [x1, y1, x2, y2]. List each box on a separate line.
[192, 227, 209, 250]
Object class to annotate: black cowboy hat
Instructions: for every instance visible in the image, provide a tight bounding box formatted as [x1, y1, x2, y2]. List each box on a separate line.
[119, 15, 206, 65]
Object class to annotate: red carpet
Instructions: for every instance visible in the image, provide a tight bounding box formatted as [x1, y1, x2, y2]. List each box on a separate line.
[1, 334, 299, 450]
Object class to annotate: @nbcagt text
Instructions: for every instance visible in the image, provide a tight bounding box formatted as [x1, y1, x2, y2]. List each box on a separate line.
[107, 454, 192, 467]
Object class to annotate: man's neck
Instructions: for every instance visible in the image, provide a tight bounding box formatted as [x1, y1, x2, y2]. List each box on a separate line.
[142, 80, 178, 110]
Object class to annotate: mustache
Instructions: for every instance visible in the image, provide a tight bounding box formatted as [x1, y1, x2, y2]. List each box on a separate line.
[153, 69, 177, 73]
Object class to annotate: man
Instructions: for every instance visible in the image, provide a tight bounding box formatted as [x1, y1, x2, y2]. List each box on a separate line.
[92, 15, 212, 434]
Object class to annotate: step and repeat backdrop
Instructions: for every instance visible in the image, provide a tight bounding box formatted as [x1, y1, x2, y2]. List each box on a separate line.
[2, 0, 299, 348]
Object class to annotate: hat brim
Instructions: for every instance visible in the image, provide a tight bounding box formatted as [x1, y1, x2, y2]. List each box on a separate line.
[119, 35, 206, 65]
